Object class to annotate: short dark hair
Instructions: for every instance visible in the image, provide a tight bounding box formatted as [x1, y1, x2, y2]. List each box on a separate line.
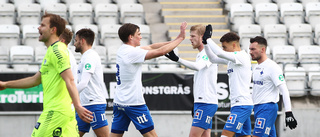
[220, 32, 240, 43]
[42, 13, 66, 37]
[118, 23, 139, 43]
[60, 28, 73, 45]
[250, 36, 267, 47]
[76, 28, 95, 46]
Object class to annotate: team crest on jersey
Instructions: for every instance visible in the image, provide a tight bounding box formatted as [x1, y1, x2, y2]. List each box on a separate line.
[255, 118, 266, 129]
[85, 63, 91, 70]
[227, 114, 237, 124]
[52, 127, 62, 137]
[279, 75, 284, 81]
[202, 55, 209, 61]
[194, 109, 203, 120]
[260, 70, 264, 75]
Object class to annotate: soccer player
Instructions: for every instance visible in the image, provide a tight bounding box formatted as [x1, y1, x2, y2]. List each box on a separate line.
[110, 22, 187, 137]
[73, 28, 110, 137]
[165, 24, 218, 137]
[202, 25, 253, 137]
[0, 13, 93, 137]
[249, 36, 297, 137]
[59, 28, 78, 84]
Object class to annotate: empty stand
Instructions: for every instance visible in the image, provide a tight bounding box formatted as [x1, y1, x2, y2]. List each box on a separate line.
[272, 45, 296, 68]
[94, 3, 118, 27]
[0, 24, 20, 47]
[17, 4, 41, 27]
[114, 0, 137, 8]
[44, 3, 68, 20]
[89, 0, 112, 7]
[0, 46, 9, 63]
[92, 45, 107, 64]
[275, 0, 298, 7]
[120, 3, 145, 24]
[284, 66, 307, 97]
[69, 3, 93, 26]
[305, 2, 320, 29]
[300, 0, 319, 7]
[297, 45, 320, 71]
[263, 24, 288, 50]
[308, 66, 320, 96]
[68, 46, 81, 63]
[61, 0, 86, 7]
[10, 0, 33, 8]
[280, 3, 304, 29]
[0, 3, 15, 25]
[37, 0, 60, 9]
[22, 25, 44, 47]
[34, 46, 47, 63]
[139, 24, 151, 46]
[238, 24, 261, 52]
[224, 0, 247, 11]
[254, 3, 279, 29]
[289, 24, 313, 50]
[248, 0, 273, 7]
[315, 24, 320, 45]
[10, 45, 34, 72]
[229, 3, 254, 32]
[100, 24, 122, 47]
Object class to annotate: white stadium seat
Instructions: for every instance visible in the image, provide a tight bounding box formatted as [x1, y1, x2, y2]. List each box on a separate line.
[249, 0, 273, 7]
[280, 3, 304, 29]
[138, 24, 151, 46]
[238, 24, 262, 52]
[315, 24, 320, 45]
[289, 24, 313, 51]
[120, 3, 145, 24]
[0, 46, 9, 63]
[10, 45, 34, 63]
[10, 0, 33, 9]
[254, 3, 279, 29]
[308, 67, 320, 96]
[68, 46, 81, 63]
[263, 24, 288, 50]
[114, 0, 137, 8]
[44, 3, 68, 20]
[297, 45, 320, 71]
[0, 24, 20, 47]
[305, 2, 320, 29]
[300, 0, 319, 7]
[92, 45, 107, 64]
[61, 0, 86, 7]
[284, 66, 307, 97]
[100, 24, 122, 47]
[223, 0, 247, 11]
[0, 3, 15, 25]
[89, 0, 112, 7]
[69, 3, 93, 26]
[34, 46, 47, 63]
[272, 45, 296, 68]
[17, 4, 41, 28]
[22, 25, 44, 47]
[274, 0, 297, 7]
[37, 0, 60, 9]
[94, 3, 118, 27]
[229, 3, 254, 32]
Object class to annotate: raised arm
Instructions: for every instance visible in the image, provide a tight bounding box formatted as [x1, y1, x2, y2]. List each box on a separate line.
[165, 50, 206, 71]
[0, 72, 41, 90]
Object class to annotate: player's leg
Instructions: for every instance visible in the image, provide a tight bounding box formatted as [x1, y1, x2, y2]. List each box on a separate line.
[236, 116, 251, 137]
[201, 129, 211, 137]
[93, 125, 110, 137]
[90, 104, 110, 137]
[76, 111, 90, 136]
[189, 126, 206, 137]
[223, 106, 253, 137]
[252, 103, 278, 137]
[110, 104, 131, 137]
[126, 105, 157, 137]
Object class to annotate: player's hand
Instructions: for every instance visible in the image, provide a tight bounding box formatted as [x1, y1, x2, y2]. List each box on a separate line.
[76, 106, 93, 123]
[165, 50, 179, 62]
[202, 24, 212, 44]
[285, 111, 297, 130]
[0, 81, 7, 90]
[177, 21, 187, 40]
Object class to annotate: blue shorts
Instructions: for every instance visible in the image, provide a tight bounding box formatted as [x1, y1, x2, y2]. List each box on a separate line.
[253, 103, 278, 137]
[111, 104, 154, 134]
[76, 104, 108, 133]
[224, 105, 253, 137]
[192, 103, 218, 130]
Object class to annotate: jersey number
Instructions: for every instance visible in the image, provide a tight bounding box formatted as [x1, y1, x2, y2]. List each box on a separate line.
[116, 64, 121, 85]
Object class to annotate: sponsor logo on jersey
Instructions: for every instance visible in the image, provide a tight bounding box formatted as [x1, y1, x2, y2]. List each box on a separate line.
[255, 118, 266, 129]
[202, 55, 209, 61]
[260, 70, 264, 75]
[52, 127, 62, 137]
[35, 122, 41, 129]
[227, 114, 237, 124]
[253, 80, 263, 85]
[194, 109, 203, 120]
[279, 75, 284, 81]
[85, 63, 91, 70]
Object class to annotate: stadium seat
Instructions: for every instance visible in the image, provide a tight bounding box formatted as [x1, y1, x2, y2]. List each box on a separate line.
[106, 45, 118, 70]
[0, 24, 20, 47]
[272, 45, 296, 68]
[43, 3, 68, 20]
[300, 0, 319, 7]
[280, 3, 304, 29]
[10, 0, 33, 9]
[17, 4, 41, 28]
[248, 0, 273, 7]
[274, 0, 297, 7]
[315, 24, 320, 45]
[0, 64, 14, 72]
[69, 3, 93, 26]
[308, 66, 320, 96]
[120, 3, 144, 24]
[22, 25, 44, 47]
[37, 0, 60, 9]
[34, 46, 47, 63]
[229, 3, 254, 32]
[305, 2, 320, 29]
[114, 0, 136, 8]
[224, 0, 247, 11]
[100, 24, 122, 47]
[263, 24, 288, 50]
[138, 24, 151, 46]
[254, 3, 279, 29]
[74, 24, 98, 46]
[0, 0, 7, 4]
[297, 45, 320, 71]
[92, 45, 107, 64]
[0, 3, 15, 25]
[10, 45, 34, 63]
[150, 23, 169, 44]
[238, 24, 262, 52]
[89, 0, 112, 7]
[61, 0, 86, 7]
[0, 46, 9, 63]
[288, 24, 313, 50]
[284, 66, 307, 97]
[142, 2, 162, 25]
[94, 3, 118, 27]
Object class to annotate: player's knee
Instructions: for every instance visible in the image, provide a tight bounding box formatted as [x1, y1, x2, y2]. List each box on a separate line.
[139, 125, 154, 135]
